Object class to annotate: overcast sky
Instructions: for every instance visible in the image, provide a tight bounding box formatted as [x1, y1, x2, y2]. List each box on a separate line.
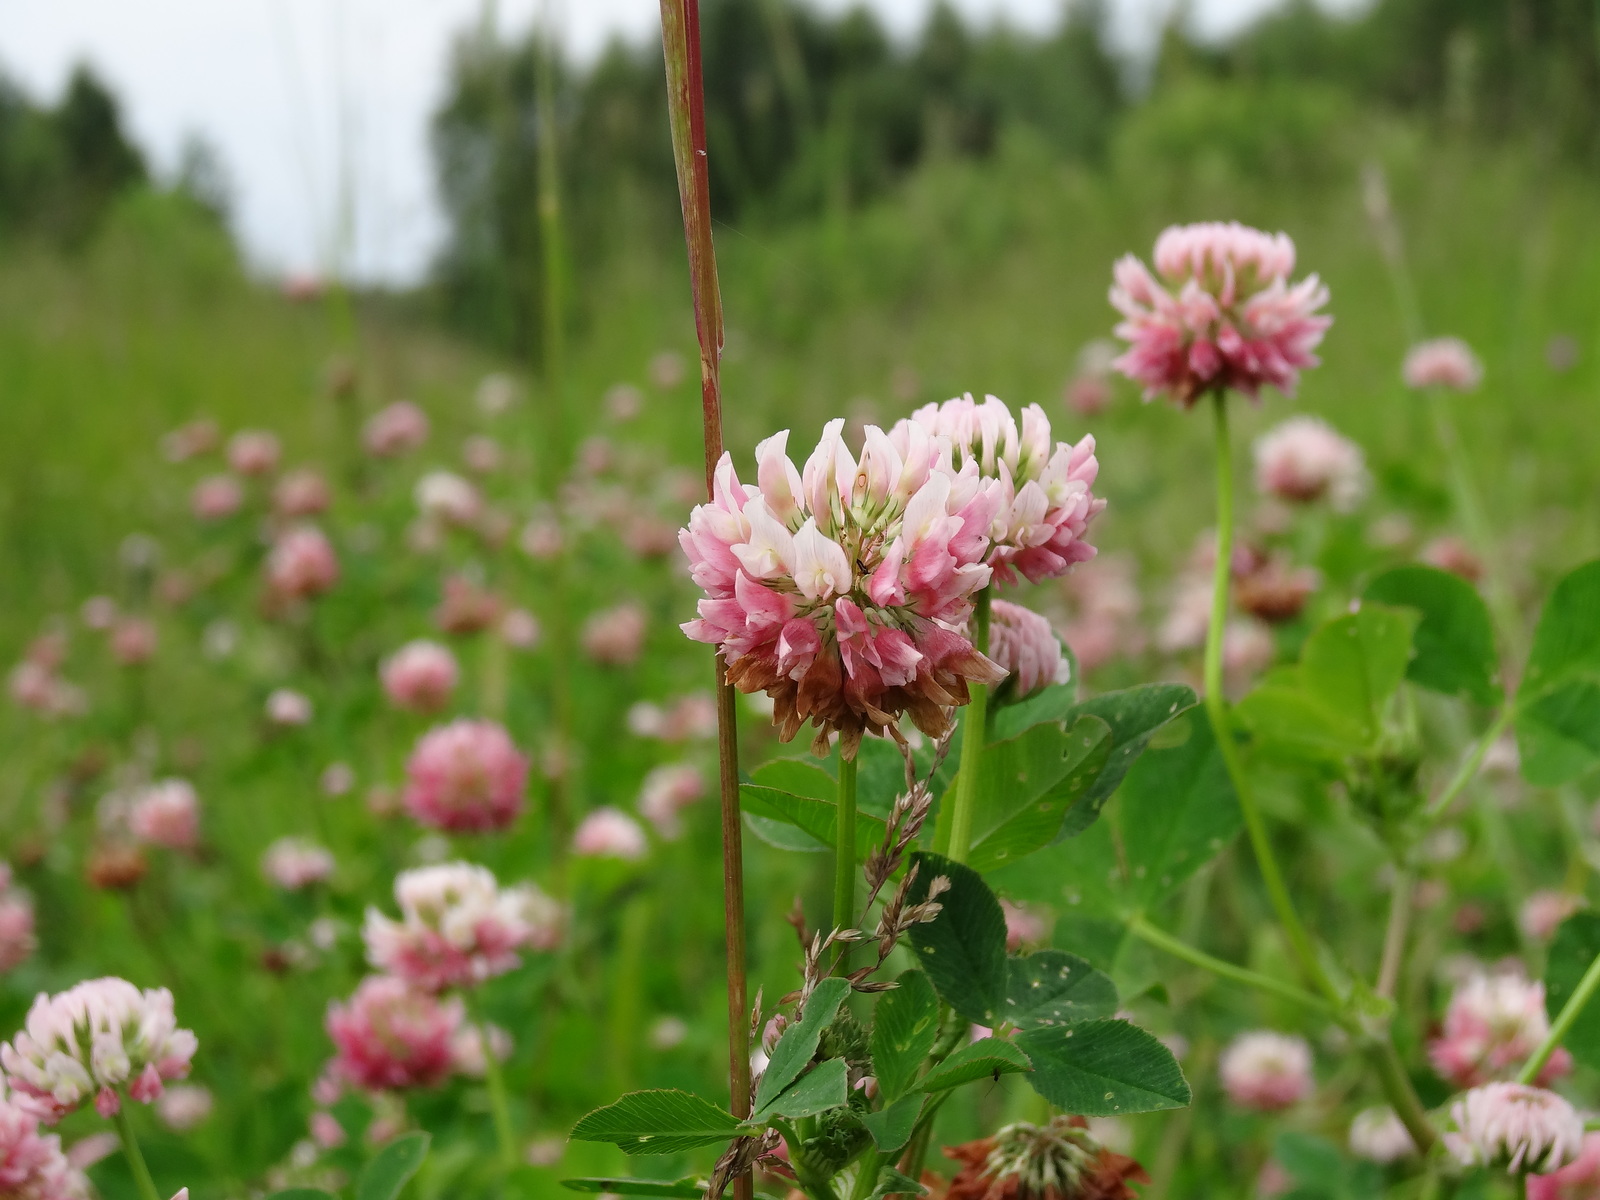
[0, 0, 1347, 284]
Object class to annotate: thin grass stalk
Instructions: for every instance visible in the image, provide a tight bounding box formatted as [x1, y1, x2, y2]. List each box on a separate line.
[659, 2, 750, 1187]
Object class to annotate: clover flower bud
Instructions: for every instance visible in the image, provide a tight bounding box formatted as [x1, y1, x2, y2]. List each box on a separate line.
[988, 601, 1070, 699]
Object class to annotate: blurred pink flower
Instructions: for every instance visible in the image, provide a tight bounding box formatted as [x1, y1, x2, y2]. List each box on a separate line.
[161, 419, 220, 463]
[0, 1087, 84, 1200]
[154, 1085, 212, 1132]
[680, 420, 1004, 757]
[1429, 970, 1571, 1090]
[1445, 1083, 1582, 1173]
[636, 764, 706, 839]
[1522, 892, 1584, 943]
[627, 693, 716, 742]
[63, 1132, 117, 1171]
[1403, 337, 1483, 392]
[325, 975, 462, 1091]
[79, 596, 117, 632]
[190, 475, 243, 521]
[273, 468, 332, 518]
[499, 609, 541, 650]
[1253, 416, 1368, 510]
[414, 471, 481, 527]
[461, 436, 501, 475]
[1, 979, 197, 1121]
[0, 875, 36, 972]
[1348, 1107, 1416, 1164]
[363, 402, 430, 457]
[623, 515, 681, 559]
[1528, 1132, 1600, 1199]
[381, 641, 459, 714]
[1110, 222, 1331, 406]
[309, 1111, 346, 1150]
[363, 862, 562, 992]
[403, 719, 528, 833]
[1065, 375, 1113, 417]
[266, 526, 339, 600]
[262, 837, 335, 890]
[582, 603, 647, 667]
[519, 515, 564, 560]
[1000, 899, 1048, 952]
[987, 600, 1070, 699]
[1058, 554, 1143, 672]
[265, 688, 313, 726]
[1219, 1031, 1313, 1112]
[572, 808, 649, 861]
[128, 780, 199, 852]
[109, 618, 158, 667]
[476, 374, 517, 416]
[648, 351, 685, 390]
[898, 394, 1104, 586]
[433, 576, 501, 636]
[1422, 535, 1484, 583]
[1234, 555, 1318, 625]
[320, 762, 355, 797]
[6, 662, 83, 720]
[605, 383, 643, 421]
[228, 430, 281, 476]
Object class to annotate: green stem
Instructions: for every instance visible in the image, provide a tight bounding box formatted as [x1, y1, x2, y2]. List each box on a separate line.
[834, 755, 858, 934]
[1366, 1038, 1437, 1153]
[1424, 705, 1514, 822]
[1375, 869, 1413, 1001]
[1127, 915, 1338, 1018]
[466, 993, 518, 1170]
[112, 1104, 163, 1200]
[849, 1149, 885, 1200]
[1519, 948, 1600, 1084]
[945, 588, 992, 865]
[1203, 392, 1339, 1005]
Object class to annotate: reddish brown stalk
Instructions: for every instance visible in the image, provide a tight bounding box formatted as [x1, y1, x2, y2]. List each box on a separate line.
[658, 2, 749, 1192]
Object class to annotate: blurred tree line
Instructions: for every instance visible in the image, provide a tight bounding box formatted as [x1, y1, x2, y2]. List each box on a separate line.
[431, 0, 1600, 363]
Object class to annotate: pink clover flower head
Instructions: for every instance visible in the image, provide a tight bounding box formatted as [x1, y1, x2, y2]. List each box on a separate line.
[190, 475, 243, 521]
[273, 468, 332, 518]
[499, 608, 541, 649]
[0, 875, 37, 972]
[402, 719, 528, 833]
[1445, 1083, 1583, 1174]
[266, 525, 339, 600]
[363, 861, 561, 991]
[227, 430, 281, 476]
[1522, 892, 1584, 943]
[261, 837, 335, 891]
[414, 471, 481, 527]
[154, 1085, 212, 1132]
[325, 975, 463, 1091]
[1348, 1107, 1417, 1164]
[1403, 337, 1483, 392]
[582, 604, 648, 666]
[1218, 1030, 1313, 1112]
[0, 1084, 85, 1200]
[895, 394, 1105, 585]
[987, 600, 1070, 700]
[636, 763, 707, 839]
[109, 618, 158, 667]
[1110, 221, 1331, 406]
[363, 402, 430, 457]
[1000, 899, 1049, 952]
[128, 780, 199, 852]
[572, 807, 649, 861]
[0, 979, 197, 1122]
[1528, 1132, 1600, 1200]
[265, 688, 313, 726]
[1429, 970, 1572, 1089]
[380, 641, 459, 714]
[679, 419, 1006, 758]
[1252, 416, 1368, 510]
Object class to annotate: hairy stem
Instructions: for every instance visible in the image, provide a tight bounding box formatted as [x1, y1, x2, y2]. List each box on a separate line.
[835, 754, 858, 934]
[659, 2, 749, 1185]
[945, 588, 992, 865]
[1204, 392, 1338, 1004]
[1519, 948, 1600, 1084]
[112, 1105, 163, 1200]
[1127, 915, 1337, 1017]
